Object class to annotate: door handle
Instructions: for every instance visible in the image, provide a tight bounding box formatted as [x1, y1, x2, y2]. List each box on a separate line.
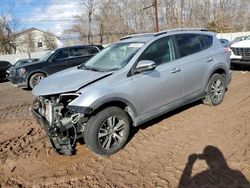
[205, 58, 213, 62]
[171, 67, 181, 74]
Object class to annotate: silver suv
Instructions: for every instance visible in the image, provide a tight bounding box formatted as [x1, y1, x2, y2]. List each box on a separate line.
[32, 28, 231, 156]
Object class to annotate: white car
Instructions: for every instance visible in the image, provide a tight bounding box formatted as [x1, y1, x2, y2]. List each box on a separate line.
[230, 36, 250, 67]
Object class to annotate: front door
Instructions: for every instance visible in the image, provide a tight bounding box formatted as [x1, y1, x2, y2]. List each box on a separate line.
[46, 48, 70, 74]
[131, 36, 183, 117]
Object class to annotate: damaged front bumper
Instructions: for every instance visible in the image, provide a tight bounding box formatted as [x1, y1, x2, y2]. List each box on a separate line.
[32, 95, 88, 156]
[32, 108, 75, 155]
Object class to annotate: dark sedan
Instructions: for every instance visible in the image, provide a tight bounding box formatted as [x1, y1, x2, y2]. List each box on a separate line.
[0, 61, 12, 81]
[9, 45, 103, 88]
[6, 58, 39, 78]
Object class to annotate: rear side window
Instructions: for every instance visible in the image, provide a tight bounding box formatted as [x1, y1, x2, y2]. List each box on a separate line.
[69, 47, 87, 57]
[175, 34, 203, 57]
[87, 46, 99, 54]
[202, 35, 213, 49]
[69, 47, 99, 57]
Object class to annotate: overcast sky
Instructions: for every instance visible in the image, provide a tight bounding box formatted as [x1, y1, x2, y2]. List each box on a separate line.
[0, 0, 83, 36]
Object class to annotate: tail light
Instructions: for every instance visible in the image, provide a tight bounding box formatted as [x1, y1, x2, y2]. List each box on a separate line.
[224, 47, 231, 53]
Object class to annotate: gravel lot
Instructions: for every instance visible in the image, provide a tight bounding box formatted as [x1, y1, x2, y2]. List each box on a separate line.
[0, 71, 249, 188]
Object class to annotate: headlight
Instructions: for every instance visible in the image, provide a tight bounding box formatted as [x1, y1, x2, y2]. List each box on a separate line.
[17, 68, 27, 76]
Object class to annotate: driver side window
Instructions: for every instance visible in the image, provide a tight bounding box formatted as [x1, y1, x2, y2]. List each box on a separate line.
[52, 49, 69, 61]
[138, 37, 175, 65]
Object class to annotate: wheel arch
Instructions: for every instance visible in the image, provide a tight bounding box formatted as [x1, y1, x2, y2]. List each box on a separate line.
[210, 68, 226, 77]
[205, 66, 227, 87]
[27, 70, 48, 87]
[92, 99, 137, 126]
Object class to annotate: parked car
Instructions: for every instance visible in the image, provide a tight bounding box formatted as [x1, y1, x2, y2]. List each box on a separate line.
[9, 45, 103, 88]
[14, 58, 39, 66]
[230, 35, 249, 46]
[0, 61, 12, 81]
[32, 28, 231, 156]
[6, 58, 39, 78]
[219, 38, 230, 48]
[230, 36, 250, 68]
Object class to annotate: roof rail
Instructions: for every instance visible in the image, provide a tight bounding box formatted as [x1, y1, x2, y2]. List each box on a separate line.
[120, 33, 155, 40]
[120, 28, 209, 40]
[154, 28, 209, 37]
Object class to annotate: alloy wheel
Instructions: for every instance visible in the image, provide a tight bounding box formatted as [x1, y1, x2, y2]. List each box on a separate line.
[98, 116, 126, 150]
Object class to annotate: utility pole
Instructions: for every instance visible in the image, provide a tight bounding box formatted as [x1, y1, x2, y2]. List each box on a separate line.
[143, 0, 159, 32]
[154, 0, 159, 32]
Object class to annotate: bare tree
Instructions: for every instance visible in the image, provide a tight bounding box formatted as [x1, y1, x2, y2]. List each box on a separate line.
[0, 14, 17, 54]
[64, 0, 250, 44]
[82, 0, 99, 44]
[43, 32, 58, 50]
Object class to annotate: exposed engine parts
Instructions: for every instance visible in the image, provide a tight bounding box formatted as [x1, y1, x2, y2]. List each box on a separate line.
[33, 94, 87, 155]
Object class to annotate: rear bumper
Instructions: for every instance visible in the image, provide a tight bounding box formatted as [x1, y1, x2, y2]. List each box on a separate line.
[231, 59, 250, 66]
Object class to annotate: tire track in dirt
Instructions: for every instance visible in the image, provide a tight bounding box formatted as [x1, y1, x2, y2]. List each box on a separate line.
[0, 121, 46, 163]
[0, 71, 250, 187]
[0, 104, 32, 122]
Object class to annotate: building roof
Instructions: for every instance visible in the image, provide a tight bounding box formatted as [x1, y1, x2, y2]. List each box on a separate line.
[15, 28, 59, 39]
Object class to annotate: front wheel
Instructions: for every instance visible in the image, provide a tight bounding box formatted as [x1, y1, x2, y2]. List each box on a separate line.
[29, 73, 45, 89]
[203, 73, 226, 106]
[84, 107, 130, 156]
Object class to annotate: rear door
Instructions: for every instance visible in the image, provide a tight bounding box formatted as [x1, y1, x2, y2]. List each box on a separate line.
[68, 46, 100, 67]
[174, 33, 214, 97]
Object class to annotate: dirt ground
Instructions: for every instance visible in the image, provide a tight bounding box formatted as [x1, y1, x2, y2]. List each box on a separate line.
[0, 71, 249, 188]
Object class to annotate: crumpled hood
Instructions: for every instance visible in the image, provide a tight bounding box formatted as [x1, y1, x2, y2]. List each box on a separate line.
[32, 67, 112, 96]
[231, 40, 250, 48]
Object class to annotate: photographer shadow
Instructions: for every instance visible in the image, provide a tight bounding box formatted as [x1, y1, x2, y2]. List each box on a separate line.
[178, 145, 249, 188]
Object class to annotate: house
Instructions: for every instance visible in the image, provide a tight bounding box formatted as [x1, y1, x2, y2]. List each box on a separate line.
[14, 28, 61, 54]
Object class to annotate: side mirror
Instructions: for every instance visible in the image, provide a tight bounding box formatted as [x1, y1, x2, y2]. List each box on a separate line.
[48, 58, 53, 63]
[134, 60, 156, 73]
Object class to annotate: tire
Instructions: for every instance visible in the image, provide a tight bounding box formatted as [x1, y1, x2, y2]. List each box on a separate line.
[29, 73, 45, 89]
[84, 107, 130, 156]
[203, 73, 226, 106]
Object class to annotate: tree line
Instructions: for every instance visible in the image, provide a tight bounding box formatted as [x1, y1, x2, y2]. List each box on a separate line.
[64, 0, 249, 44]
[0, 0, 249, 54]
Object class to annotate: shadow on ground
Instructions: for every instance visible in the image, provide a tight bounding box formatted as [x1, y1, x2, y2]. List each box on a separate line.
[128, 100, 201, 142]
[0, 79, 8, 84]
[178, 145, 249, 188]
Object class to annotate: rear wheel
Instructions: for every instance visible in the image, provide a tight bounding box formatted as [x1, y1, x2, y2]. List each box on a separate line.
[203, 73, 226, 106]
[29, 73, 45, 89]
[84, 107, 130, 156]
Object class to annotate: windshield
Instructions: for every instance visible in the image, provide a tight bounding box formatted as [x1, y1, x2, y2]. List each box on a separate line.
[246, 36, 250, 40]
[39, 50, 55, 61]
[14, 60, 23, 66]
[82, 42, 144, 72]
